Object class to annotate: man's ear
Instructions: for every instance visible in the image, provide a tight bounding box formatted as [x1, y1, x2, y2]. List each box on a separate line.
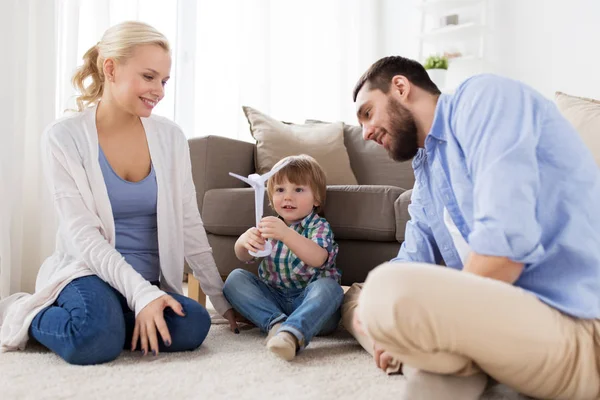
[391, 75, 410, 99]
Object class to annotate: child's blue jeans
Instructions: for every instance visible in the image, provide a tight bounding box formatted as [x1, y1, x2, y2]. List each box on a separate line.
[223, 268, 344, 349]
[29, 275, 211, 365]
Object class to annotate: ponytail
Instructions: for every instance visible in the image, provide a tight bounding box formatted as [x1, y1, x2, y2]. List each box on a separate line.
[71, 44, 104, 111]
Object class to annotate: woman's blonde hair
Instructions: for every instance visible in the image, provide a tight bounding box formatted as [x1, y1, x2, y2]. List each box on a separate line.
[266, 155, 327, 215]
[71, 21, 170, 111]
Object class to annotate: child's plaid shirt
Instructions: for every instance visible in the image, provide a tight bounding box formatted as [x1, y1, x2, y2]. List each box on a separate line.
[258, 211, 341, 289]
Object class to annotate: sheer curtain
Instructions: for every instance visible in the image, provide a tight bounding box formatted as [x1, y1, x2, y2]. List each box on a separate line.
[0, 0, 383, 296]
[180, 0, 382, 141]
[0, 0, 58, 296]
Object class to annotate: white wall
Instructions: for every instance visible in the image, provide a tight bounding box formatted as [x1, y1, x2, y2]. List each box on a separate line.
[380, 0, 422, 62]
[489, 0, 600, 99]
[381, 0, 600, 100]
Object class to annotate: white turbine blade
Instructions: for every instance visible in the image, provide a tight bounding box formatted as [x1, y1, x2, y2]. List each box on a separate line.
[260, 159, 291, 182]
[254, 186, 266, 227]
[229, 172, 253, 186]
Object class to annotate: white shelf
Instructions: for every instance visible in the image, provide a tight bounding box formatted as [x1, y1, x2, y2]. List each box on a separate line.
[417, 0, 489, 83]
[449, 54, 481, 63]
[420, 22, 483, 42]
[418, 0, 483, 15]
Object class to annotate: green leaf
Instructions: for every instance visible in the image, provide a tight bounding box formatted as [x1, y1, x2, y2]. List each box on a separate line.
[423, 55, 448, 70]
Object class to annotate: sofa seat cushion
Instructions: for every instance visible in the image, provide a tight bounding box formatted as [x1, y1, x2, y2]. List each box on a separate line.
[202, 185, 406, 242]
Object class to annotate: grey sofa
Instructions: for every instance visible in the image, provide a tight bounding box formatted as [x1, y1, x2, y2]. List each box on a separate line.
[186, 124, 415, 297]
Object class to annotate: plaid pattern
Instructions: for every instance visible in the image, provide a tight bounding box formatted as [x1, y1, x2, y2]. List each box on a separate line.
[258, 212, 341, 289]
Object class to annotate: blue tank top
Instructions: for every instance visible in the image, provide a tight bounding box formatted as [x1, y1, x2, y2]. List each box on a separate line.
[98, 145, 160, 282]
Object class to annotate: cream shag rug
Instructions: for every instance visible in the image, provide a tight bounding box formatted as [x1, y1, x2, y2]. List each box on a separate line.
[0, 314, 530, 400]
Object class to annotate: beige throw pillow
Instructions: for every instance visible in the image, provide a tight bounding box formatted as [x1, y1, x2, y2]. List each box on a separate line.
[555, 92, 600, 167]
[243, 106, 358, 185]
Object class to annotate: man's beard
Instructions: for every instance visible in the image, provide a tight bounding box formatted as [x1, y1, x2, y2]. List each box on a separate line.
[386, 97, 419, 162]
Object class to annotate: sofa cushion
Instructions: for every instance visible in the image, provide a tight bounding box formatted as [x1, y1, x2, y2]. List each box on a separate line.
[202, 185, 405, 242]
[394, 189, 412, 242]
[342, 124, 415, 189]
[324, 185, 405, 241]
[555, 91, 600, 166]
[242, 106, 358, 185]
[306, 120, 415, 189]
[202, 189, 276, 237]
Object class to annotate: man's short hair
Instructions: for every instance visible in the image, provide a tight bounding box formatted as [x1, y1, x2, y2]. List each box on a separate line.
[353, 56, 441, 101]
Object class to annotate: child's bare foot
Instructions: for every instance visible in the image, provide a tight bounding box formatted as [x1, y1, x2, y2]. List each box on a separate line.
[267, 331, 297, 361]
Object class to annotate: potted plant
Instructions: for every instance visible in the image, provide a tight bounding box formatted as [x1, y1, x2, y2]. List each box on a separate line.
[423, 55, 448, 90]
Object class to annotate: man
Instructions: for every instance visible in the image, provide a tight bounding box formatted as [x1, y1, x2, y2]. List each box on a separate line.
[343, 55, 600, 400]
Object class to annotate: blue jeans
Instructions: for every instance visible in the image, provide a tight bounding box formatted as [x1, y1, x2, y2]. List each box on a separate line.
[222, 269, 343, 349]
[29, 275, 211, 365]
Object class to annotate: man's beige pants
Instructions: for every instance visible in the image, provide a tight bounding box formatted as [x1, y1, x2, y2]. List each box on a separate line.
[342, 262, 600, 400]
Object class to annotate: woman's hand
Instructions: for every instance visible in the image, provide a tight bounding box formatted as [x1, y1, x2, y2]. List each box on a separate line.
[239, 227, 266, 254]
[132, 294, 185, 356]
[223, 308, 240, 334]
[259, 216, 290, 242]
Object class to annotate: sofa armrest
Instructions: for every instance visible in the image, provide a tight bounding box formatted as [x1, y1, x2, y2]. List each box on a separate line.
[394, 189, 412, 242]
[189, 135, 256, 212]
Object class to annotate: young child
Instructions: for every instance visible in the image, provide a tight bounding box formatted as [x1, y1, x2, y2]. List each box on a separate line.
[223, 154, 343, 361]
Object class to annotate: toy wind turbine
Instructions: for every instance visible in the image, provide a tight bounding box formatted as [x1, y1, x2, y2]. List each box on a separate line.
[229, 159, 291, 257]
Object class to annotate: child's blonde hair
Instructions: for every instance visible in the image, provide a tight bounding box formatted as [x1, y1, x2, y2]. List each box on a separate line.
[71, 21, 170, 111]
[266, 155, 327, 215]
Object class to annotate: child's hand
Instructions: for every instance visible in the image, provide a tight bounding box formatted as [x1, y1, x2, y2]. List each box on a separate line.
[240, 227, 265, 254]
[259, 216, 290, 242]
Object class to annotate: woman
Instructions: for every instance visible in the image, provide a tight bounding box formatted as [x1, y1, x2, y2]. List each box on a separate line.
[0, 21, 238, 365]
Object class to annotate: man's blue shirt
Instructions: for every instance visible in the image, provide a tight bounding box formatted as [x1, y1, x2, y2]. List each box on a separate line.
[393, 74, 600, 318]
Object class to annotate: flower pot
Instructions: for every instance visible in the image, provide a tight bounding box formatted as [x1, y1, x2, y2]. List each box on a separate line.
[426, 68, 447, 90]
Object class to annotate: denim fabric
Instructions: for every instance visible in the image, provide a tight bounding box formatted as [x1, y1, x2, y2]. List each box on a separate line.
[223, 268, 343, 349]
[29, 275, 211, 365]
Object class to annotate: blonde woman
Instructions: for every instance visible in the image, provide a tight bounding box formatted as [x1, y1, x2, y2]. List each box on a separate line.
[0, 21, 238, 365]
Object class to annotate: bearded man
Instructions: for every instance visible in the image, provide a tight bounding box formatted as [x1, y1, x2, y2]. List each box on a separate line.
[343, 56, 600, 400]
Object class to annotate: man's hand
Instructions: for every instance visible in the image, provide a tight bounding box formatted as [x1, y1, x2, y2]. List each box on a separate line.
[374, 342, 395, 371]
[352, 308, 366, 336]
[353, 294, 400, 374]
[259, 216, 290, 242]
[132, 294, 185, 356]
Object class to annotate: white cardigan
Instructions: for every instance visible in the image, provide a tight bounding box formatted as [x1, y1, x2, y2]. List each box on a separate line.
[0, 106, 231, 351]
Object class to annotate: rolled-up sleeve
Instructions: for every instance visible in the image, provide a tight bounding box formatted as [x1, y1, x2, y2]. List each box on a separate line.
[308, 220, 338, 268]
[452, 76, 545, 264]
